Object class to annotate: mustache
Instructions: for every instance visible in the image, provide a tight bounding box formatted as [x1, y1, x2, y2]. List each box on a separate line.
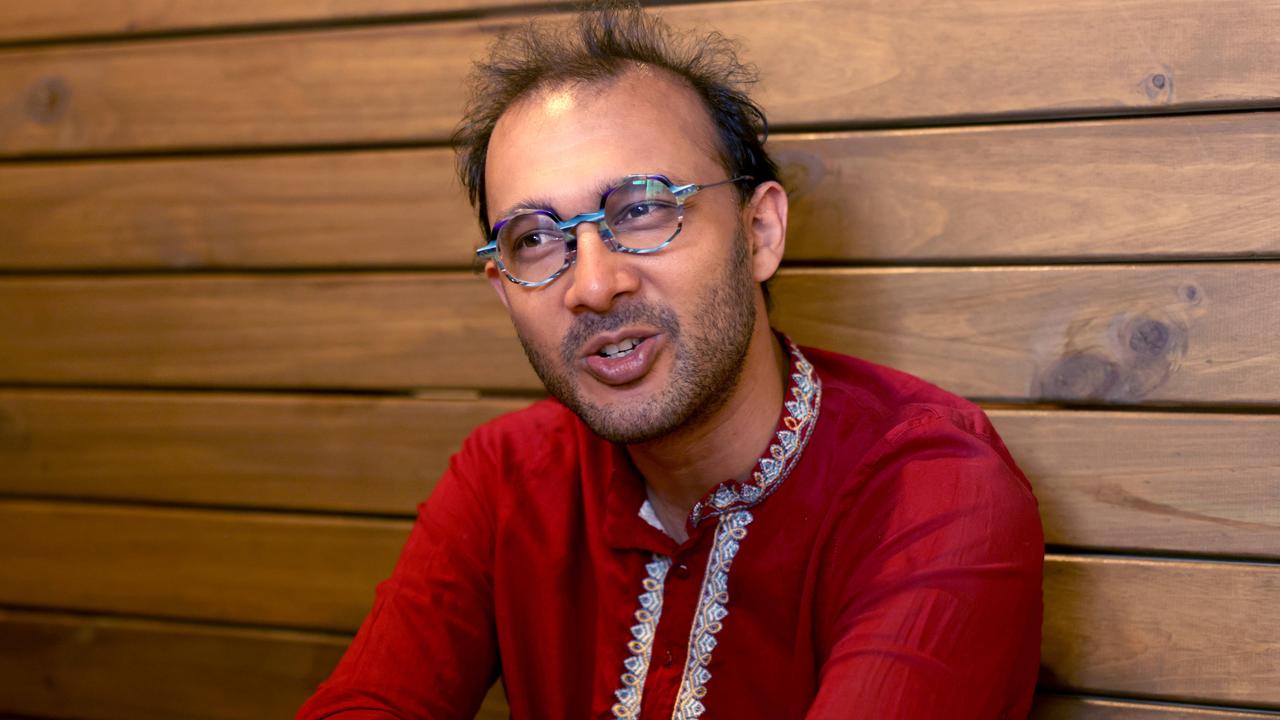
[560, 301, 681, 363]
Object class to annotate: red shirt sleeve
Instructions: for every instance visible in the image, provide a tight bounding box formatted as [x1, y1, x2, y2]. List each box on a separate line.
[806, 410, 1044, 719]
[296, 434, 501, 720]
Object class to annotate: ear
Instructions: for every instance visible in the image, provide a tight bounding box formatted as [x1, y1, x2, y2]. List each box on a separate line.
[743, 181, 788, 283]
[485, 260, 513, 311]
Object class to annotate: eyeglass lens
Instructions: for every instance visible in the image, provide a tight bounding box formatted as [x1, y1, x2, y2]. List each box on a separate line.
[497, 177, 681, 284]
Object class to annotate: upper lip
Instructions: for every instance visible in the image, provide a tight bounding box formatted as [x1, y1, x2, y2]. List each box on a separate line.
[580, 327, 659, 359]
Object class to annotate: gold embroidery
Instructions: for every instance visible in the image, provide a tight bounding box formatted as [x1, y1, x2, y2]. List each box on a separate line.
[611, 555, 672, 719]
[671, 510, 753, 719]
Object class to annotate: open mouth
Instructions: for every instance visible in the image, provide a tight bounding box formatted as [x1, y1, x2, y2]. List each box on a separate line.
[597, 336, 643, 360]
[582, 333, 664, 387]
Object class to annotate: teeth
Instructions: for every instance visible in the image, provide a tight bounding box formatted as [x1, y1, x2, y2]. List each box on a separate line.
[599, 337, 641, 358]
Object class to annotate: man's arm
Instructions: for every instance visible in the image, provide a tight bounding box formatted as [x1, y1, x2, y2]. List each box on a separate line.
[806, 413, 1044, 719]
[296, 435, 500, 719]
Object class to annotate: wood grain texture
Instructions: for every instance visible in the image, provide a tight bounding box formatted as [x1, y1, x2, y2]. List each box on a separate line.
[0, 0, 551, 43]
[775, 112, 1280, 262]
[0, 18, 490, 155]
[989, 410, 1280, 559]
[3, 0, 1280, 155]
[6, 112, 1280, 271]
[0, 389, 526, 514]
[771, 264, 1280, 405]
[0, 149, 482, 270]
[0, 272, 537, 391]
[0, 499, 410, 630]
[0, 608, 512, 720]
[3, 265, 1276, 404]
[1031, 695, 1280, 719]
[2, 503, 1277, 707]
[1042, 555, 1280, 708]
[0, 608, 348, 720]
[704, 0, 1280, 126]
[3, 390, 1275, 559]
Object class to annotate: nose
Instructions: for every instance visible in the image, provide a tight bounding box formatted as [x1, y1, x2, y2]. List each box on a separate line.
[561, 221, 640, 314]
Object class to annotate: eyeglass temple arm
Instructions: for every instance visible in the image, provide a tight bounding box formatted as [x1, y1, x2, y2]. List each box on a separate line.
[672, 174, 753, 199]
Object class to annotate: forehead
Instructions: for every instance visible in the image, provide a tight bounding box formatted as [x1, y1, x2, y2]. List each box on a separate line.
[484, 67, 725, 218]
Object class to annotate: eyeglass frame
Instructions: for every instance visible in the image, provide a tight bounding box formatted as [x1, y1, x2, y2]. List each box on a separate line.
[475, 173, 752, 287]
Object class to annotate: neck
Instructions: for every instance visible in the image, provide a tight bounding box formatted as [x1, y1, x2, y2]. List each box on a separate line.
[627, 320, 789, 542]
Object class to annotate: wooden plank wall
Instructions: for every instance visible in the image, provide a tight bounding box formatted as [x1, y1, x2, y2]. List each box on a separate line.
[1, 1, 1278, 718]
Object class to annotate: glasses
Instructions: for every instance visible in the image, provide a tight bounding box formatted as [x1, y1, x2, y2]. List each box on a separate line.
[476, 174, 750, 287]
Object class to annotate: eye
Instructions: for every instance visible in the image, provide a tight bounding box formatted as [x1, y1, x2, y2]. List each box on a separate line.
[622, 202, 659, 219]
[517, 231, 556, 249]
[612, 200, 676, 227]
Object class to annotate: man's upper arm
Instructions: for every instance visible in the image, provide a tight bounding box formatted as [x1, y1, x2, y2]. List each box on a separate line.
[296, 432, 501, 720]
[806, 412, 1044, 720]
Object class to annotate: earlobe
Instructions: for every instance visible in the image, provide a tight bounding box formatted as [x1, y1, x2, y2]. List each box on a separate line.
[745, 181, 788, 283]
[485, 261, 513, 311]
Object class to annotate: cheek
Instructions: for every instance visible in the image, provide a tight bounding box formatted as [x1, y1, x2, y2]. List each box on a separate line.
[508, 295, 566, 342]
[661, 227, 741, 285]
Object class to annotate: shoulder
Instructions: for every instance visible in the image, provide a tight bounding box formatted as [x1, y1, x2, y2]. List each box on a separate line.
[454, 397, 583, 470]
[798, 343, 1035, 511]
[803, 343, 993, 437]
[798, 346, 1043, 601]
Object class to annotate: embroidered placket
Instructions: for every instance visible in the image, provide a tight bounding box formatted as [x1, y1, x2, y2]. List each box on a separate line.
[609, 341, 822, 719]
[612, 556, 672, 719]
[670, 509, 753, 719]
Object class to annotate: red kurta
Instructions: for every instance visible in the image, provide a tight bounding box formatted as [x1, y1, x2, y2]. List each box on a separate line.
[298, 340, 1043, 719]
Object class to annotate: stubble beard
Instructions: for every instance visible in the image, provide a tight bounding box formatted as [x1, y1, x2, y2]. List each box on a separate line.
[513, 234, 758, 445]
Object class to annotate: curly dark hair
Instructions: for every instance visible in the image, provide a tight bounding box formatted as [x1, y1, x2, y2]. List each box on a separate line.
[452, 1, 780, 243]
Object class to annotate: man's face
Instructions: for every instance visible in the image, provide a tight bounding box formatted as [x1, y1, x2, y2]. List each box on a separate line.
[484, 67, 761, 444]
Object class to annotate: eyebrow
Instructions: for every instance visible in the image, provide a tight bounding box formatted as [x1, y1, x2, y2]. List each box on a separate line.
[494, 196, 560, 223]
[493, 175, 656, 224]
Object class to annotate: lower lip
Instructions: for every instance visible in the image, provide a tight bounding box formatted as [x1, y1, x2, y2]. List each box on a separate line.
[583, 335, 663, 386]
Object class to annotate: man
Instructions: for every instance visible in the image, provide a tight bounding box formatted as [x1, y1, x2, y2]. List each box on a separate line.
[299, 5, 1042, 719]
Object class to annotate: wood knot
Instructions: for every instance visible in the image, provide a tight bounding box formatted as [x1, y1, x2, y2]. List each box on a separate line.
[1139, 68, 1174, 102]
[1127, 318, 1169, 358]
[1037, 352, 1119, 401]
[1033, 310, 1190, 403]
[26, 76, 71, 125]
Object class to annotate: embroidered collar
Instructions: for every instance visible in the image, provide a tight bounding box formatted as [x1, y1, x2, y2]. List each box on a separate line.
[687, 336, 822, 527]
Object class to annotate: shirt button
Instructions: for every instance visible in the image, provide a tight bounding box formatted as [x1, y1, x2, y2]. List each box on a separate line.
[674, 564, 690, 579]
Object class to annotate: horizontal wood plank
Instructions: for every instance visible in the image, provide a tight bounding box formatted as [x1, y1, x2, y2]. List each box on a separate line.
[0, 149, 482, 269]
[0, 608, 510, 720]
[2, 265, 1276, 404]
[0, 0, 549, 43]
[2, 502, 1277, 707]
[714, 0, 1280, 127]
[1031, 695, 1280, 719]
[771, 265, 1280, 405]
[3, 390, 1276, 558]
[0, 500, 410, 631]
[0, 272, 539, 390]
[1041, 555, 1280, 708]
[775, 113, 1280, 262]
[5, 112, 1280, 270]
[0, 608, 347, 720]
[0, 389, 525, 514]
[0, 18, 488, 155]
[3, 0, 1279, 154]
[988, 410, 1280, 559]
